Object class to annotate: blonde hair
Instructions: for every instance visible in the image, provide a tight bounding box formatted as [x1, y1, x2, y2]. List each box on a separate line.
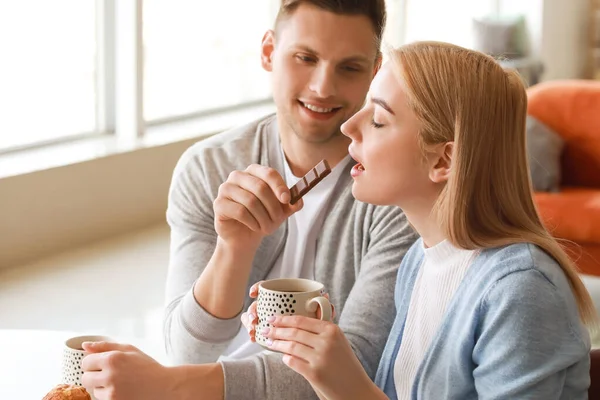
[391, 41, 597, 327]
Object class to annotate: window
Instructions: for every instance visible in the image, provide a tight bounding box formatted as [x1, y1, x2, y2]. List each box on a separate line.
[0, 1, 97, 151]
[143, 0, 276, 122]
[402, 0, 499, 48]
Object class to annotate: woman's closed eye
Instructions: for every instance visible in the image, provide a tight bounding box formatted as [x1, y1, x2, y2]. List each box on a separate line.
[371, 119, 384, 129]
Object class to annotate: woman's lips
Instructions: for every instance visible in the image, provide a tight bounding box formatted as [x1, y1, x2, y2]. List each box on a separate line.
[351, 162, 365, 177]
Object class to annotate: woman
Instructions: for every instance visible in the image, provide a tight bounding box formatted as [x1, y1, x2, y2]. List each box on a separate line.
[242, 41, 596, 399]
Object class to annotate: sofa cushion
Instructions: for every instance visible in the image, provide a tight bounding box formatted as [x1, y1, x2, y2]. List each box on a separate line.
[526, 80, 600, 188]
[535, 188, 600, 244]
[526, 116, 565, 192]
[565, 243, 600, 276]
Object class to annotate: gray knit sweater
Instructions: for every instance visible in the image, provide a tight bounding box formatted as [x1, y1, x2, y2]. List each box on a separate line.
[163, 113, 417, 400]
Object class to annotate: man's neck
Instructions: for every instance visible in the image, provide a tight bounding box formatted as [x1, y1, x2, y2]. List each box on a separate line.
[280, 131, 351, 177]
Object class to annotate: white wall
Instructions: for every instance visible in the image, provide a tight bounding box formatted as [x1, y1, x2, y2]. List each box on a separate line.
[0, 138, 198, 269]
[540, 0, 590, 80]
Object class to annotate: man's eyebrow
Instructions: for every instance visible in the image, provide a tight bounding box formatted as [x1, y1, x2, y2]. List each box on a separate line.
[371, 97, 395, 115]
[293, 45, 371, 64]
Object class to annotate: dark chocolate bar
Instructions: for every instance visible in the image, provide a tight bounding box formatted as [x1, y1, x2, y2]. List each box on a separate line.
[289, 160, 332, 205]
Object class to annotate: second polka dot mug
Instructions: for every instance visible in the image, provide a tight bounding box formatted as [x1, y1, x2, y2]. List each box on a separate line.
[62, 335, 111, 400]
[255, 278, 332, 348]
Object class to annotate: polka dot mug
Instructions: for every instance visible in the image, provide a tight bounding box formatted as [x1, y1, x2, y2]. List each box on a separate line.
[255, 278, 332, 348]
[62, 335, 111, 400]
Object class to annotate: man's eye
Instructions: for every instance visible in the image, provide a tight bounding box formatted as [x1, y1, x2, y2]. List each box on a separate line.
[296, 55, 316, 63]
[343, 65, 361, 72]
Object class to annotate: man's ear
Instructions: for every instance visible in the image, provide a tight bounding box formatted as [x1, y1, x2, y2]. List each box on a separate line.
[429, 142, 453, 184]
[373, 53, 383, 76]
[261, 30, 276, 72]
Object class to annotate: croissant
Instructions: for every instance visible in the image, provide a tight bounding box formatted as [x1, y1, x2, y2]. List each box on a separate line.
[42, 384, 92, 400]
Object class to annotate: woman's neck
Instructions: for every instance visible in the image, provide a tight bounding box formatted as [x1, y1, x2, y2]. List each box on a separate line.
[403, 204, 446, 248]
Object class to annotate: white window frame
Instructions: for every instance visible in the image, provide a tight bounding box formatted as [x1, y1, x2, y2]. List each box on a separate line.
[114, 0, 144, 145]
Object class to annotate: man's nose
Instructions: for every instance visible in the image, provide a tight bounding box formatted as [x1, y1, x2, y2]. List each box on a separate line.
[308, 64, 337, 99]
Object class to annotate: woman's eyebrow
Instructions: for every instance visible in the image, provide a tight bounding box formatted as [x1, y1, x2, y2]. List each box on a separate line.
[371, 97, 395, 115]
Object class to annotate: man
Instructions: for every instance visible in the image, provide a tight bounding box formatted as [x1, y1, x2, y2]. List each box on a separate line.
[81, 1, 417, 399]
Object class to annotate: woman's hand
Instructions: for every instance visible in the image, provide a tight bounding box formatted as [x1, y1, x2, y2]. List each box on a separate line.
[263, 315, 384, 400]
[240, 281, 263, 342]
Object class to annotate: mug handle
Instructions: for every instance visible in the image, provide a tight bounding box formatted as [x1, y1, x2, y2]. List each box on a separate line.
[306, 296, 332, 321]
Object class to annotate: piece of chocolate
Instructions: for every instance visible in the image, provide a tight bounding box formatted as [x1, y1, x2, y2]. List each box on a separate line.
[289, 160, 332, 205]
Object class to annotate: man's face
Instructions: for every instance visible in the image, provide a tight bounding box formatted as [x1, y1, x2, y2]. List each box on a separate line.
[262, 4, 380, 144]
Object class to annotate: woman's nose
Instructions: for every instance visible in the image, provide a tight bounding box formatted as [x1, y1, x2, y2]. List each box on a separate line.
[341, 112, 361, 140]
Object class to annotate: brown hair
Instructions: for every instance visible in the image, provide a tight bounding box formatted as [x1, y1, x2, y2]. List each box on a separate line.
[275, 0, 387, 50]
[390, 41, 598, 328]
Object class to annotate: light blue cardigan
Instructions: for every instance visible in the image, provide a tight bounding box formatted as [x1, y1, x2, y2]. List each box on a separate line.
[374, 239, 591, 399]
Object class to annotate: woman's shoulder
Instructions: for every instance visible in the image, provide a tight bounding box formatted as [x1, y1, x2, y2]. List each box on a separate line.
[473, 243, 589, 346]
[476, 242, 570, 291]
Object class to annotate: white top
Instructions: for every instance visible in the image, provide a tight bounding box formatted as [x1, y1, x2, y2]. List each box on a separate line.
[393, 240, 477, 399]
[221, 151, 350, 360]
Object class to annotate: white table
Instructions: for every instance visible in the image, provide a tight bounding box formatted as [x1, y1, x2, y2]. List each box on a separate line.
[0, 329, 166, 399]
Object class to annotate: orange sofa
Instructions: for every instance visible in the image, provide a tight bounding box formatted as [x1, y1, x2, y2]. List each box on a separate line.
[527, 80, 600, 276]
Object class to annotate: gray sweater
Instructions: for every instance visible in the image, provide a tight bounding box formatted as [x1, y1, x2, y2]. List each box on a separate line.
[163, 114, 417, 400]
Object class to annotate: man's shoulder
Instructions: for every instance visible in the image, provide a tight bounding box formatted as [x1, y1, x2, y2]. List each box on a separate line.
[181, 113, 276, 162]
[173, 113, 277, 179]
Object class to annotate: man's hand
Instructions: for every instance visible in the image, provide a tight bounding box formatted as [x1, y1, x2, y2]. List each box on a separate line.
[214, 164, 303, 252]
[81, 342, 173, 400]
[193, 165, 303, 319]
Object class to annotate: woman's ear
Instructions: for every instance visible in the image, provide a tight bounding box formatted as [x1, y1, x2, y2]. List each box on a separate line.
[261, 30, 276, 72]
[429, 142, 453, 183]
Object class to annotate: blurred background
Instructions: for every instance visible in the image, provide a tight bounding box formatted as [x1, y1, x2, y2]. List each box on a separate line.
[0, 0, 599, 353]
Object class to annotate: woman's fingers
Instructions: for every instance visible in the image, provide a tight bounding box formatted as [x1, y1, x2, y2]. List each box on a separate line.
[249, 301, 258, 317]
[264, 325, 318, 349]
[267, 337, 314, 363]
[241, 301, 259, 341]
[270, 315, 331, 335]
[249, 281, 265, 298]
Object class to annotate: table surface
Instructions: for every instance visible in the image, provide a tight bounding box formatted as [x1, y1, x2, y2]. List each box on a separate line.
[0, 329, 165, 399]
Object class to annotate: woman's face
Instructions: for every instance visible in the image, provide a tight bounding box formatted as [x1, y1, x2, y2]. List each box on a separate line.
[341, 62, 440, 208]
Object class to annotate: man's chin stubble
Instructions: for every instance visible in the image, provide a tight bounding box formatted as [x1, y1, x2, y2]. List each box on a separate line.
[291, 126, 345, 144]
